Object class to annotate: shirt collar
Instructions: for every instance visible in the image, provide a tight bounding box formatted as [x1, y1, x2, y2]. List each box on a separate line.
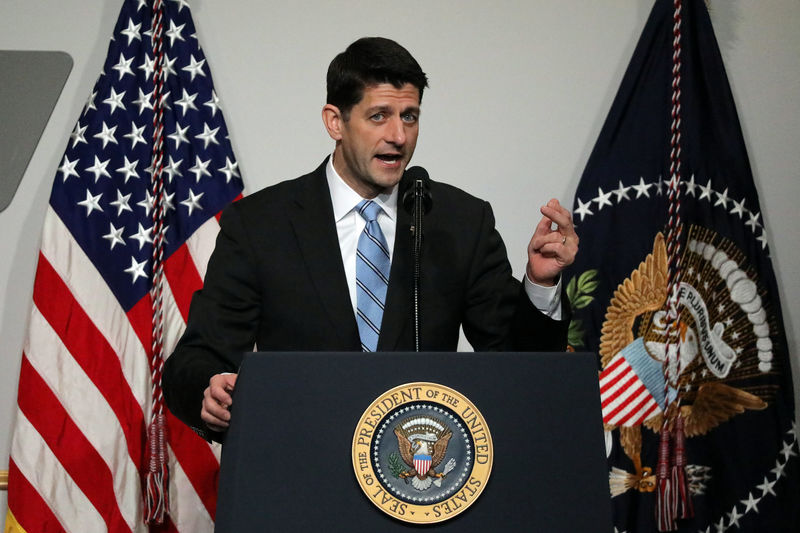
[326, 154, 398, 222]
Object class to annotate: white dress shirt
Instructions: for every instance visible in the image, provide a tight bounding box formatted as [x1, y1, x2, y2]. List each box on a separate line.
[325, 155, 562, 319]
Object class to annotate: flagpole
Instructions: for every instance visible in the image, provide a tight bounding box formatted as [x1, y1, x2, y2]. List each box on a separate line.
[0, 469, 7, 491]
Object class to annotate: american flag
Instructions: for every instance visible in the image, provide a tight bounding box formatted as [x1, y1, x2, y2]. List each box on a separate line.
[5, 0, 243, 531]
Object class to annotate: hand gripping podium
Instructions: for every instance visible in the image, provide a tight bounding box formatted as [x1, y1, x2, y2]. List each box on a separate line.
[215, 352, 612, 532]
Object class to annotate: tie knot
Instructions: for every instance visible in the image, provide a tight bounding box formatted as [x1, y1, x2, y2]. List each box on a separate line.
[357, 199, 382, 223]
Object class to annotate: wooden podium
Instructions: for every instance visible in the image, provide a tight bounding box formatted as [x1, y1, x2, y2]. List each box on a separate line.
[215, 351, 612, 532]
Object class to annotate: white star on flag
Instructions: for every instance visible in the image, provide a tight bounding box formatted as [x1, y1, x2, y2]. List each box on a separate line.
[168, 123, 190, 148]
[132, 88, 154, 114]
[219, 157, 240, 182]
[189, 156, 212, 182]
[698, 179, 714, 201]
[93, 121, 119, 148]
[130, 222, 153, 250]
[163, 156, 183, 182]
[109, 190, 133, 216]
[714, 187, 730, 208]
[70, 122, 88, 147]
[86, 156, 112, 182]
[124, 121, 146, 149]
[612, 180, 630, 202]
[120, 19, 142, 45]
[175, 89, 198, 115]
[103, 87, 126, 114]
[102, 222, 126, 250]
[112, 53, 135, 80]
[574, 197, 593, 221]
[197, 122, 220, 148]
[166, 20, 186, 46]
[182, 54, 206, 81]
[115, 156, 140, 183]
[594, 187, 613, 210]
[632, 176, 651, 198]
[181, 189, 204, 215]
[139, 54, 155, 79]
[205, 90, 221, 116]
[58, 155, 80, 182]
[123, 256, 148, 283]
[77, 190, 103, 215]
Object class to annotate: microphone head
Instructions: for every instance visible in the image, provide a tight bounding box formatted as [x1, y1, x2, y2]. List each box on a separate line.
[404, 166, 429, 182]
[401, 166, 432, 214]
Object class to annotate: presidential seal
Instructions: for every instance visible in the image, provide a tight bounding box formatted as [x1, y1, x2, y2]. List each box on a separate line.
[352, 382, 493, 524]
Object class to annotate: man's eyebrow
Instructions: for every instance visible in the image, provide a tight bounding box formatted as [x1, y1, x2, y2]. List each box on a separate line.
[363, 105, 421, 115]
[364, 105, 392, 114]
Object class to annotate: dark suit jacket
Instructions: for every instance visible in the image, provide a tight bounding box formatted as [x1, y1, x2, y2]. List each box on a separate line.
[162, 159, 569, 437]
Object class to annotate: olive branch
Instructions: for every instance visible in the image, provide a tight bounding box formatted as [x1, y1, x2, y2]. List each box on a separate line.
[566, 269, 599, 348]
[388, 452, 405, 478]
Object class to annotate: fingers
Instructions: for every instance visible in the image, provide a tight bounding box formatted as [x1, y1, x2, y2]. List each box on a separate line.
[532, 212, 554, 237]
[201, 373, 238, 431]
[540, 198, 576, 236]
[527, 199, 579, 284]
[531, 200, 577, 247]
[530, 230, 577, 257]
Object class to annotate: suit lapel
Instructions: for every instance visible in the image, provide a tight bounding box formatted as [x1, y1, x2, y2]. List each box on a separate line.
[288, 163, 360, 348]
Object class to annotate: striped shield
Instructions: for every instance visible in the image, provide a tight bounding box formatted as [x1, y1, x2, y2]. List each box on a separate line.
[413, 454, 432, 476]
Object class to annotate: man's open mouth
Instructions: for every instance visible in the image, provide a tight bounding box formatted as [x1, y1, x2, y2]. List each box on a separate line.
[376, 154, 402, 164]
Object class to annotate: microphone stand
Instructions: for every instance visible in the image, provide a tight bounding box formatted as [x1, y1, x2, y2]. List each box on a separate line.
[411, 179, 424, 352]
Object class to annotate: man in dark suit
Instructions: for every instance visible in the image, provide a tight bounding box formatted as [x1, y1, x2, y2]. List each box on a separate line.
[162, 37, 579, 440]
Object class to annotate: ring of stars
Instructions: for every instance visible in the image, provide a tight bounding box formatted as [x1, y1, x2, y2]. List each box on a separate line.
[574, 175, 770, 250]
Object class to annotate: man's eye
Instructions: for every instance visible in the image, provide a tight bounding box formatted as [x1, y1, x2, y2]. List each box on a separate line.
[371, 113, 385, 121]
[402, 113, 418, 123]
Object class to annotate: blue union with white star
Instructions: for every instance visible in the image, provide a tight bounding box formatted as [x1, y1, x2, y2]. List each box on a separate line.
[49, 0, 243, 312]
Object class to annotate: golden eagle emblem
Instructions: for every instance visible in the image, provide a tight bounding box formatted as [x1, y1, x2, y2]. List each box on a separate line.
[393, 416, 457, 491]
[599, 229, 770, 496]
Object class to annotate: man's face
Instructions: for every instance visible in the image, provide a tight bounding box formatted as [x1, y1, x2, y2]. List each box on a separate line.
[328, 83, 420, 198]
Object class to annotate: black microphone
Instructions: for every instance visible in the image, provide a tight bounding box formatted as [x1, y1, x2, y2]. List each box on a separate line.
[401, 166, 431, 352]
[402, 166, 432, 214]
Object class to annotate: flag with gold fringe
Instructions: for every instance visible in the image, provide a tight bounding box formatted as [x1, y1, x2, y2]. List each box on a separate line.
[566, 0, 800, 531]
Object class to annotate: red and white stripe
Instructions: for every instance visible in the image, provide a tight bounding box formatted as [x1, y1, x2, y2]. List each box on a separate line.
[600, 355, 662, 427]
[7, 207, 225, 532]
[414, 457, 432, 476]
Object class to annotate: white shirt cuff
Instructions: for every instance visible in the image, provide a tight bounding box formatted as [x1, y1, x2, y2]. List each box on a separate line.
[524, 273, 562, 320]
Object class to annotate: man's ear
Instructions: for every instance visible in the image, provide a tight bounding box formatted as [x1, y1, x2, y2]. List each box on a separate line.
[321, 104, 344, 141]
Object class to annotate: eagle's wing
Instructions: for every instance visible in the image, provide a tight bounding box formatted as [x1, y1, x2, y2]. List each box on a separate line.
[600, 233, 669, 368]
[431, 431, 453, 468]
[683, 382, 767, 437]
[643, 413, 664, 434]
[394, 427, 414, 467]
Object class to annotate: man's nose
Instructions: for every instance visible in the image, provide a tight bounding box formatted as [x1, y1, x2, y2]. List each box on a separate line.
[386, 116, 406, 146]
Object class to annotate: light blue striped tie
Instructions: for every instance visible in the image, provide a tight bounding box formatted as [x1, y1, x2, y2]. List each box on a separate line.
[355, 200, 391, 352]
